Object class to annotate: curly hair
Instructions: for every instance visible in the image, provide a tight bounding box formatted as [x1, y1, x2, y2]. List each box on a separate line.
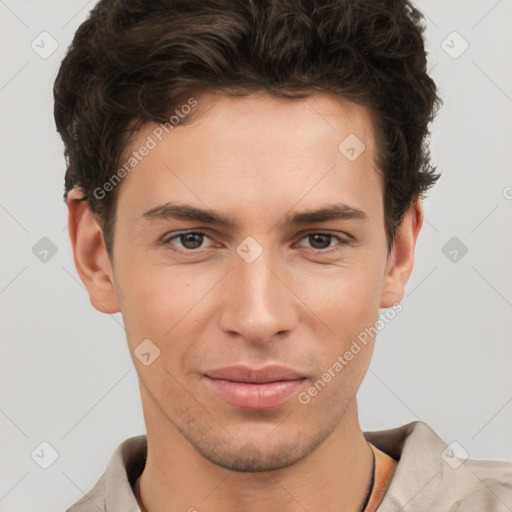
[54, 0, 442, 259]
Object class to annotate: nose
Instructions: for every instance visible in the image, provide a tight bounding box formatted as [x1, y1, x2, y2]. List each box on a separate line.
[219, 247, 298, 345]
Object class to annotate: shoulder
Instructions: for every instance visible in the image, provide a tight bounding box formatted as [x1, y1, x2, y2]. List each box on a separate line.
[364, 421, 512, 511]
[65, 434, 147, 512]
[447, 456, 512, 507]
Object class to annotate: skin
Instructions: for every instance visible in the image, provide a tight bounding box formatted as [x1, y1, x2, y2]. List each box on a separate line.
[67, 91, 422, 512]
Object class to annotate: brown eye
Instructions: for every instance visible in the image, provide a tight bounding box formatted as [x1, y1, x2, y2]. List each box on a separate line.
[307, 233, 335, 249]
[296, 232, 351, 253]
[179, 233, 204, 249]
[164, 231, 211, 251]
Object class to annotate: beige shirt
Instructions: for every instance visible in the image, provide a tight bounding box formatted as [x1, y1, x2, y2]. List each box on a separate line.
[66, 421, 512, 511]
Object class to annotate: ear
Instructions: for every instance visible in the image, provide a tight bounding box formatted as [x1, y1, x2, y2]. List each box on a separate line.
[380, 200, 423, 308]
[66, 188, 120, 314]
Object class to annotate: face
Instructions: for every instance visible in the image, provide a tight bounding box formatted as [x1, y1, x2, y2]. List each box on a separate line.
[71, 91, 418, 472]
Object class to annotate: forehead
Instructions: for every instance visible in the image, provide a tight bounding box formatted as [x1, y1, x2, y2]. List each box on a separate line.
[183, 90, 377, 147]
[123, 89, 377, 163]
[115, 91, 382, 225]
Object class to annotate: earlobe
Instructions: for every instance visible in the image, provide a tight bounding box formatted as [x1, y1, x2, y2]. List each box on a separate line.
[67, 188, 120, 314]
[380, 200, 423, 308]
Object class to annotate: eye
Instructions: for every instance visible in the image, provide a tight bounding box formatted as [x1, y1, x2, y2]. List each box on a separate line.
[163, 231, 215, 251]
[296, 232, 350, 252]
[161, 230, 352, 254]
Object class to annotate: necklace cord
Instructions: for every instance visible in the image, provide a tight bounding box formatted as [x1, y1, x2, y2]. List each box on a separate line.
[358, 443, 376, 512]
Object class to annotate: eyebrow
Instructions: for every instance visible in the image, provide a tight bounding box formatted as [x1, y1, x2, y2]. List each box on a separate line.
[140, 201, 368, 228]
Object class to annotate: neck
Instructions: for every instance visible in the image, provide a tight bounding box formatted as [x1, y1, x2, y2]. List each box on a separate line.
[136, 397, 375, 512]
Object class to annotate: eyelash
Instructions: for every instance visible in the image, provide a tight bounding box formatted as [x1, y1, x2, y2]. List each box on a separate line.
[161, 230, 352, 255]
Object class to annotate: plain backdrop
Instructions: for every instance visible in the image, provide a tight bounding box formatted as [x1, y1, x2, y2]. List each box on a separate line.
[1, 1, 511, 510]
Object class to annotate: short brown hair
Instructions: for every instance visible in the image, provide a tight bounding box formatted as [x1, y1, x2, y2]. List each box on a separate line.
[54, 0, 442, 259]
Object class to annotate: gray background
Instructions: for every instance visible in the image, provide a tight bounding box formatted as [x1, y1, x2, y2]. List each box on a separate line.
[1, 0, 511, 510]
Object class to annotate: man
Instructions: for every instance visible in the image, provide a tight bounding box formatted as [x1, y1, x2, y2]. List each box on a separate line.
[55, 0, 511, 510]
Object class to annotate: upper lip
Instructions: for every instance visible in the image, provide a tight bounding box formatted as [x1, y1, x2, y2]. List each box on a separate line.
[205, 365, 305, 384]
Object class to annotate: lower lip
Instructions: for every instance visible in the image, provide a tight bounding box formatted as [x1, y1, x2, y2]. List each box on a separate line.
[205, 377, 306, 409]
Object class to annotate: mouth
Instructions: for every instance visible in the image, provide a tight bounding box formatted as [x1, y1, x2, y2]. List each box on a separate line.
[204, 365, 307, 410]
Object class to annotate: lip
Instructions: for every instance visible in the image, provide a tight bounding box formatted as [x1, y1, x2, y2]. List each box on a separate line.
[204, 365, 306, 409]
[205, 365, 304, 383]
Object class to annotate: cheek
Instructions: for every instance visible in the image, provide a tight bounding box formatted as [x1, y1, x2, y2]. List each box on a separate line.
[117, 261, 220, 349]
[296, 252, 386, 337]
[300, 265, 383, 399]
